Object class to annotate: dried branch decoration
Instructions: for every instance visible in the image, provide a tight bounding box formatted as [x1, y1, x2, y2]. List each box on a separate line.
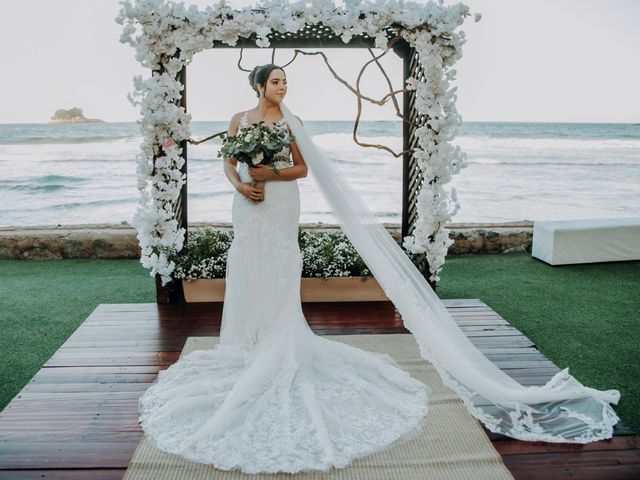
[190, 41, 415, 157]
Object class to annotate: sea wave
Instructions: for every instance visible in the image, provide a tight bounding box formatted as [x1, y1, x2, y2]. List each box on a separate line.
[456, 135, 640, 151]
[468, 158, 640, 166]
[0, 175, 87, 193]
[190, 191, 235, 199]
[0, 134, 136, 145]
[49, 197, 135, 209]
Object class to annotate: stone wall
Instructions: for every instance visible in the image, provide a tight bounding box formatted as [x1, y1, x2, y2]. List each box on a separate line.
[0, 221, 534, 260]
[0, 224, 141, 260]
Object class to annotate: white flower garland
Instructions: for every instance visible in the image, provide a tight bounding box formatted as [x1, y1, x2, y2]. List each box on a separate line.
[116, 0, 480, 286]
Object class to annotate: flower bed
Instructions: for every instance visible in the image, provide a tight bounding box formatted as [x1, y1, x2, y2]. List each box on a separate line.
[161, 227, 389, 302]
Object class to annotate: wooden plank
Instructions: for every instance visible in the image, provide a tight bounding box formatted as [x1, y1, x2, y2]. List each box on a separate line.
[501, 449, 640, 480]
[19, 383, 152, 394]
[0, 442, 138, 469]
[495, 436, 640, 455]
[0, 470, 127, 480]
[29, 370, 160, 385]
[0, 430, 142, 444]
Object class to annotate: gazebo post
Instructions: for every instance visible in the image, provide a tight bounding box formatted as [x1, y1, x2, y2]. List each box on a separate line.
[393, 41, 436, 291]
[397, 41, 412, 243]
[177, 65, 188, 237]
[155, 64, 189, 304]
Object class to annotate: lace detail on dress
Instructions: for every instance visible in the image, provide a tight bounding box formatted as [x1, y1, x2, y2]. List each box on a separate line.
[139, 339, 430, 474]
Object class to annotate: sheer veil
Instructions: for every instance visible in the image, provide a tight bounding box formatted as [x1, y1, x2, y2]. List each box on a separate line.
[280, 102, 621, 443]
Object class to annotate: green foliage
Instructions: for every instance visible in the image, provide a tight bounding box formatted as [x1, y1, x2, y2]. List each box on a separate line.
[163, 228, 234, 280]
[297, 229, 371, 278]
[51, 107, 85, 120]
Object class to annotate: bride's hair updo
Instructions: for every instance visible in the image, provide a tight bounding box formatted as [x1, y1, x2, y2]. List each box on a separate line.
[249, 64, 285, 98]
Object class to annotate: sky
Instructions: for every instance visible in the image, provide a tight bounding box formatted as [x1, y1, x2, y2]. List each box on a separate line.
[0, 0, 638, 124]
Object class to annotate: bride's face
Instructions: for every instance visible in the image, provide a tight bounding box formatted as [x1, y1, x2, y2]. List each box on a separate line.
[259, 69, 287, 103]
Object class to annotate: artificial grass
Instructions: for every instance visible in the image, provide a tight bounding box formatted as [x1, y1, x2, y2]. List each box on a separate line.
[0, 254, 638, 435]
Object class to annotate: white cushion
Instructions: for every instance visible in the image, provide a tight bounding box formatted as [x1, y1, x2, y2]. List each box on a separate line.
[532, 217, 640, 265]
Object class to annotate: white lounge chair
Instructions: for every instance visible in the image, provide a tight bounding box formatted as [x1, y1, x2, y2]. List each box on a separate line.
[532, 217, 640, 265]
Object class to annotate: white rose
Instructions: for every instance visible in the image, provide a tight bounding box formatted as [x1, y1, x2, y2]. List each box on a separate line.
[341, 31, 353, 44]
[252, 151, 264, 165]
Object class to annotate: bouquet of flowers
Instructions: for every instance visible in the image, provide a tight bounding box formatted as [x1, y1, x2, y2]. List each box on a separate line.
[218, 120, 295, 201]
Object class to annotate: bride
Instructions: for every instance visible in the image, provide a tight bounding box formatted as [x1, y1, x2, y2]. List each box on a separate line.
[138, 64, 621, 473]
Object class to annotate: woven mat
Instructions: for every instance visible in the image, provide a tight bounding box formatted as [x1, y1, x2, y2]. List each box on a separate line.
[123, 334, 514, 480]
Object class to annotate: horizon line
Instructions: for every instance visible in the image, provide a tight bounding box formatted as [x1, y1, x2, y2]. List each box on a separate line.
[1, 119, 639, 125]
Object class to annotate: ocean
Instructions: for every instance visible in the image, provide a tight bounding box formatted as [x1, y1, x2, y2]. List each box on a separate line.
[1, 120, 639, 227]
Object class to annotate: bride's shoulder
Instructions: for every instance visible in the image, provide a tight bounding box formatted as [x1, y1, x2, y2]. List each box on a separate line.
[228, 110, 251, 131]
[228, 111, 248, 136]
[231, 110, 249, 122]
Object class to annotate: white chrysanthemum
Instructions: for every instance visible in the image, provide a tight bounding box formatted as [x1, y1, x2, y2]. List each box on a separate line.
[252, 151, 264, 165]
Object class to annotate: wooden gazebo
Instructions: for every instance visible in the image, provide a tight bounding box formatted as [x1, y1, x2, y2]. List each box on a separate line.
[156, 22, 433, 303]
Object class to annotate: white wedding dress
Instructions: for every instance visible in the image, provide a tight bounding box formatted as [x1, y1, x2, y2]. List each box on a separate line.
[138, 105, 621, 474]
[137, 111, 431, 473]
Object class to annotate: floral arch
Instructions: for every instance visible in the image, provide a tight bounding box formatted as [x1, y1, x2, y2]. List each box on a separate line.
[116, 0, 479, 302]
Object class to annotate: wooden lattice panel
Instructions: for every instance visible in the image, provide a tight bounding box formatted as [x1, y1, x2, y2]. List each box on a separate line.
[404, 46, 431, 282]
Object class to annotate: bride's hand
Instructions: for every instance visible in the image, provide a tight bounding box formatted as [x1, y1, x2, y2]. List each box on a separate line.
[237, 182, 264, 202]
[249, 164, 271, 181]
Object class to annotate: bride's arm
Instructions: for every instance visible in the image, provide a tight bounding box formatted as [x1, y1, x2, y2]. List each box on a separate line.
[222, 113, 243, 190]
[262, 141, 307, 181]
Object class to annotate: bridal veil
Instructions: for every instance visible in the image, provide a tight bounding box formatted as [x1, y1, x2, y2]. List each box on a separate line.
[280, 102, 621, 444]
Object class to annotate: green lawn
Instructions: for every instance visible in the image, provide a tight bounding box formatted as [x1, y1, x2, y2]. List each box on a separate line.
[1, 254, 638, 434]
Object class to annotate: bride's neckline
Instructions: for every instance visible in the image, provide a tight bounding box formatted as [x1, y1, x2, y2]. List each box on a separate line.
[242, 110, 285, 128]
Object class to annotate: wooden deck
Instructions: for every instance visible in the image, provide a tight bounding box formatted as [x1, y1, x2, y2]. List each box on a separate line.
[0, 299, 637, 479]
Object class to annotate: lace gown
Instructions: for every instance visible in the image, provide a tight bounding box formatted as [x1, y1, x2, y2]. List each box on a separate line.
[137, 111, 430, 474]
